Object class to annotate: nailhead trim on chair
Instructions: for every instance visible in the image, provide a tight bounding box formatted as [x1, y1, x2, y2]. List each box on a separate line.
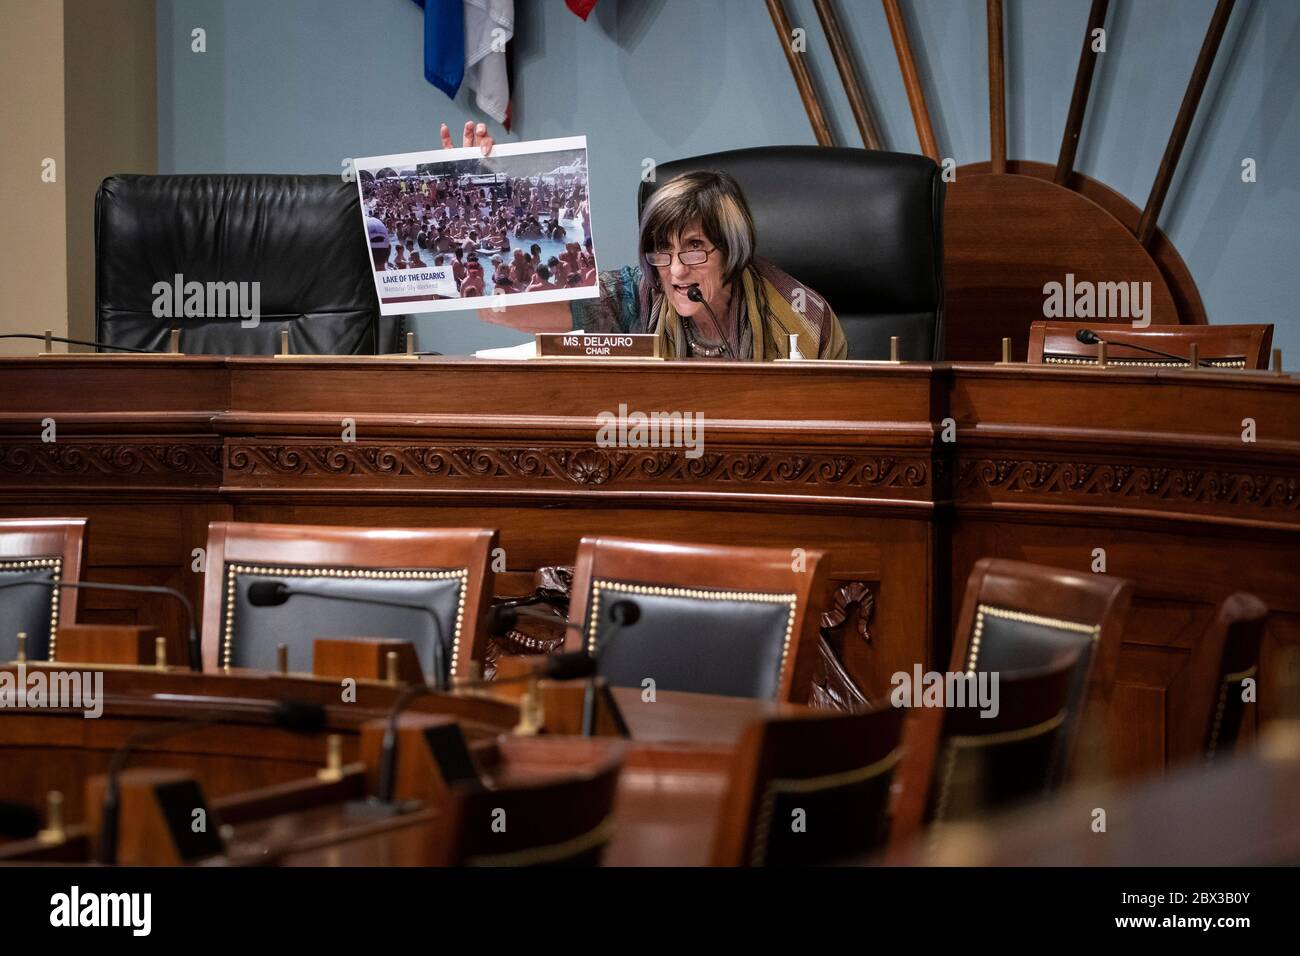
[222, 563, 468, 673]
[0, 557, 62, 660]
[966, 604, 1099, 673]
[585, 579, 798, 687]
[750, 747, 902, 866]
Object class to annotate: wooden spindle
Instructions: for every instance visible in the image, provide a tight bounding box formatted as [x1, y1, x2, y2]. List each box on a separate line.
[1136, 0, 1236, 247]
[1055, 0, 1110, 184]
[987, 0, 1006, 175]
[882, 0, 939, 161]
[276, 643, 289, 675]
[813, 0, 882, 149]
[765, 0, 835, 146]
[1188, 342, 1200, 370]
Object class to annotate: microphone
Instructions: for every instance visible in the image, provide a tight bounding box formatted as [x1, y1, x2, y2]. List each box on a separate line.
[98, 699, 328, 864]
[245, 579, 447, 690]
[0, 333, 159, 354]
[581, 599, 639, 736]
[0, 576, 200, 671]
[1074, 328, 1211, 368]
[685, 285, 735, 359]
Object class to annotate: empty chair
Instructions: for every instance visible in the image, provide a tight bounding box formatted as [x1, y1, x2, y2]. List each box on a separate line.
[96, 174, 405, 354]
[921, 654, 1080, 824]
[889, 558, 1131, 848]
[1027, 320, 1273, 369]
[711, 706, 905, 866]
[1170, 592, 1268, 764]
[565, 536, 830, 702]
[0, 518, 86, 661]
[200, 522, 497, 682]
[424, 743, 623, 866]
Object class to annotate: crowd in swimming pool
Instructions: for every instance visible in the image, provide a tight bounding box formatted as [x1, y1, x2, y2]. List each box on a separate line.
[362, 171, 598, 297]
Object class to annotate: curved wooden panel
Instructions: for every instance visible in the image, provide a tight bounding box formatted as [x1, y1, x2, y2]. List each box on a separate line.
[960, 160, 1209, 327]
[944, 171, 1181, 361]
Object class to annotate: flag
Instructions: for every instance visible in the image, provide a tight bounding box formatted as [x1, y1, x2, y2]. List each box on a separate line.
[463, 0, 513, 126]
[412, 0, 514, 128]
[412, 0, 465, 99]
[566, 0, 598, 20]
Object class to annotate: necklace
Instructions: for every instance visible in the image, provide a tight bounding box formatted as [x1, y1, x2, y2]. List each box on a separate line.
[684, 318, 728, 357]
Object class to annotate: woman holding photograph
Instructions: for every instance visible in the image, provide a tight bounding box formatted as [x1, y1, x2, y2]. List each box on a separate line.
[440, 121, 847, 361]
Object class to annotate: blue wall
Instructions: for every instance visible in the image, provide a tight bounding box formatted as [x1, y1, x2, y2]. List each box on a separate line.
[157, 0, 1300, 357]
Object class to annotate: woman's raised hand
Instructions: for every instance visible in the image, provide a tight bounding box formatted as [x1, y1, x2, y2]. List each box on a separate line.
[439, 121, 494, 157]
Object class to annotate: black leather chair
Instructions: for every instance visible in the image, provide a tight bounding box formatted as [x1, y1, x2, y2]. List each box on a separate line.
[95, 174, 404, 354]
[0, 519, 86, 662]
[712, 705, 904, 865]
[565, 537, 830, 702]
[638, 146, 945, 360]
[200, 522, 497, 682]
[924, 655, 1079, 823]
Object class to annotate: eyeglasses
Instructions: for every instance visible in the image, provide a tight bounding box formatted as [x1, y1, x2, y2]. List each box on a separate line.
[645, 246, 716, 268]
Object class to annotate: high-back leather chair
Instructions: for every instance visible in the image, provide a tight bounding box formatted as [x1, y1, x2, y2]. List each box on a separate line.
[1170, 592, 1268, 764]
[0, 519, 86, 661]
[566, 536, 829, 702]
[200, 522, 497, 681]
[639, 146, 945, 360]
[96, 174, 403, 354]
[888, 558, 1131, 849]
[424, 738, 623, 866]
[711, 705, 904, 866]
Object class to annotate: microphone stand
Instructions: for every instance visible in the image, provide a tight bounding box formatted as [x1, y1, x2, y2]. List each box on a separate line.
[255, 584, 447, 691]
[1076, 330, 1214, 368]
[0, 576, 201, 671]
[0, 333, 158, 354]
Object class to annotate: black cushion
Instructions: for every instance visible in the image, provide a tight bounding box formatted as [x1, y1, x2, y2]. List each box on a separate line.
[221, 565, 464, 681]
[587, 585, 794, 699]
[639, 146, 945, 360]
[0, 560, 60, 661]
[968, 606, 1097, 786]
[95, 174, 403, 354]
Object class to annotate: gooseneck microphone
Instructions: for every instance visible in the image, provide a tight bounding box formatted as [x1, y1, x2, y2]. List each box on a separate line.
[98, 699, 327, 864]
[0, 333, 159, 353]
[0, 576, 201, 671]
[1074, 328, 1212, 368]
[580, 599, 639, 736]
[246, 580, 447, 690]
[685, 285, 735, 359]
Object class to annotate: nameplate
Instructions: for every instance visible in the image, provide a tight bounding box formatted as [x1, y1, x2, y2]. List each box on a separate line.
[535, 333, 660, 359]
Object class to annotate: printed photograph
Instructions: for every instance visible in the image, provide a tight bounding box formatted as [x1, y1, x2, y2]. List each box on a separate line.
[355, 136, 599, 315]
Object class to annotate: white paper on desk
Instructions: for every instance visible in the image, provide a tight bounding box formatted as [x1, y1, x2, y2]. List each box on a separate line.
[474, 341, 537, 360]
[353, 136, 601, 316]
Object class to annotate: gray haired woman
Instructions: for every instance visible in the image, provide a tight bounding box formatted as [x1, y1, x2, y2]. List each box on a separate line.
[442, 121, 848, 361]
